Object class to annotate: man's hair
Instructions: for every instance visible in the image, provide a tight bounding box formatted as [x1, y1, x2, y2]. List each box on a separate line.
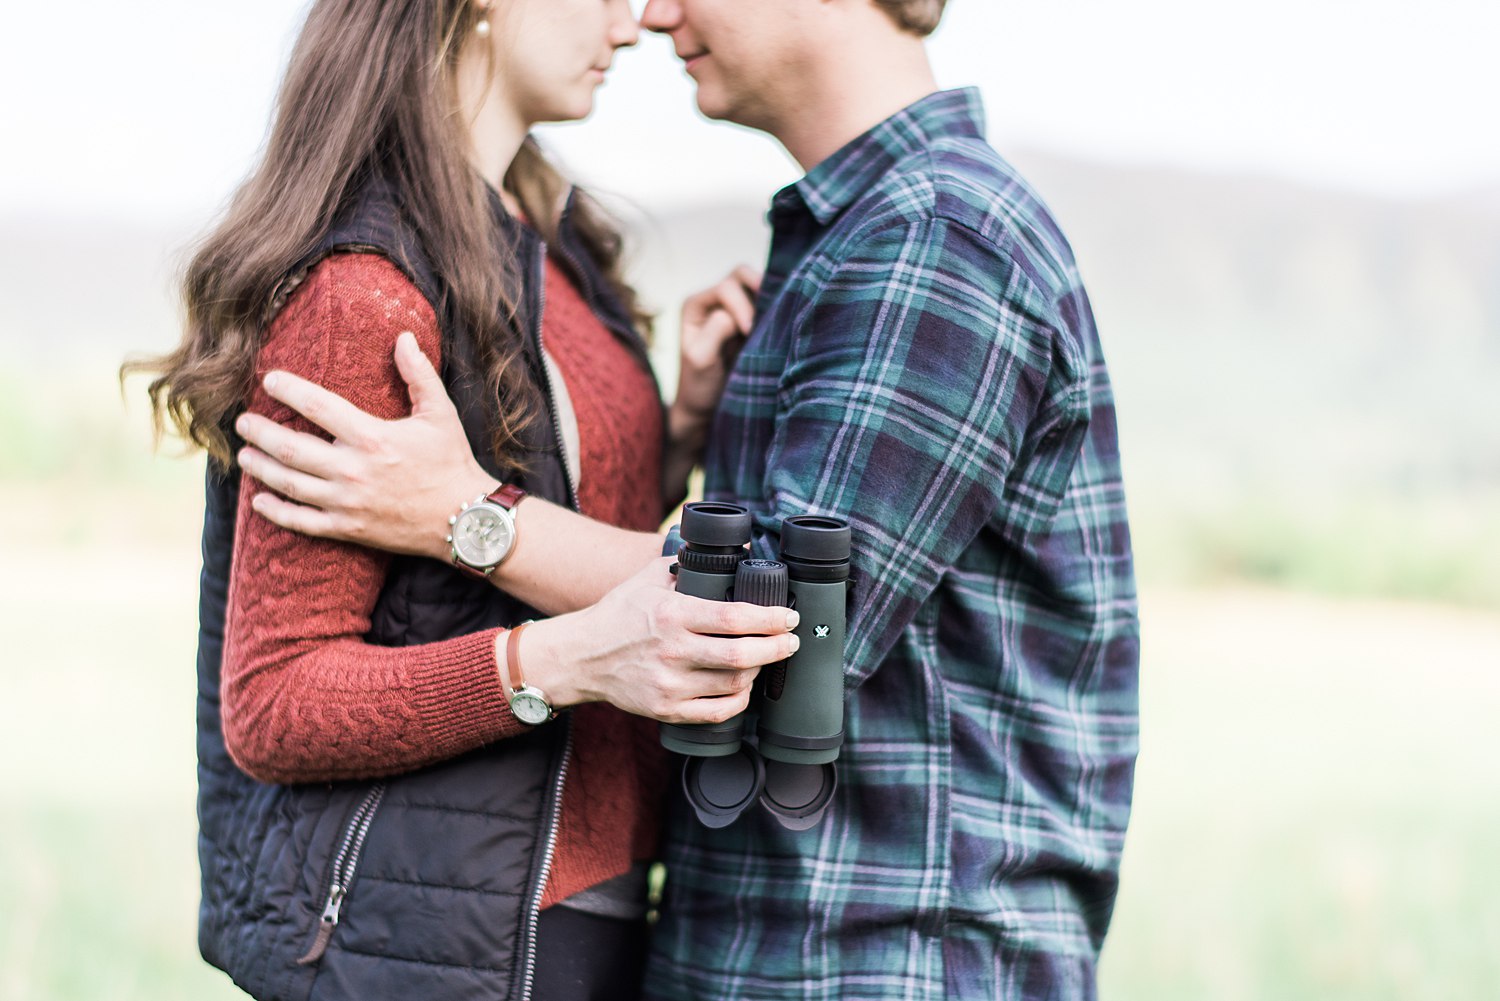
[872, 0, 948, 36]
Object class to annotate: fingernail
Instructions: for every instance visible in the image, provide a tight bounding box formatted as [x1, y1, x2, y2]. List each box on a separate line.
[234, 414, 247, 433]
[264, 372, 279, 391]
[789, 635, 801, 653]
[786, 610, 800, 630]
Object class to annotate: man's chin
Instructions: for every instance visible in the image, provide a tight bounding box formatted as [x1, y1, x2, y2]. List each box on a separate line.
[690, 90, 738, 126]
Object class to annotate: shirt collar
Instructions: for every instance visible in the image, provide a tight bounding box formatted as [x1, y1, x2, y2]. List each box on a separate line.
[771, 88, 987, 228]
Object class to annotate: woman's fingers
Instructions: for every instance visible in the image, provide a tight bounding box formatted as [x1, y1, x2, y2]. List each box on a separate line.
[678, 592, 800, 638]
[731, 264, 763, 294]
[712, 274, 757, 333]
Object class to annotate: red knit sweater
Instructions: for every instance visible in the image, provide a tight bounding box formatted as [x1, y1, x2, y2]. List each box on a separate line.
[222, 251, 669, 908]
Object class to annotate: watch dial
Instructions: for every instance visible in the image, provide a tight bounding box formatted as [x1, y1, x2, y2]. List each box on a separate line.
[512, 690, 552, 725]
[454, 505, 515, 567]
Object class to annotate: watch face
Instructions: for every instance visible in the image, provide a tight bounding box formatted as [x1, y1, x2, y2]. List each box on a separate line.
[453, 503, 515, 568]
[510, 688, 553, 725]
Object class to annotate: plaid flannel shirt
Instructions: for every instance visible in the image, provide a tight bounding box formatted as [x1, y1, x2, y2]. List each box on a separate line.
[644, 89, 1140, 1001]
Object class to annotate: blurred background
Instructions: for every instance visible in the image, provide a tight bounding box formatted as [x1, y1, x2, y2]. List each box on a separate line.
[2, 0, 1497, 998]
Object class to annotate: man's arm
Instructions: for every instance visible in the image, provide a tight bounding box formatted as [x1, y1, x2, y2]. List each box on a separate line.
[235, 332, 664, 615]
[236, 267, 761, 614]
[739, 218, 1086, 686]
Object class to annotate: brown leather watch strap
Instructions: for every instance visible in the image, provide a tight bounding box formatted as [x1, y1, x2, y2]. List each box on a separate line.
[505, 621, 531, 692]
[488, 483, 527, 511]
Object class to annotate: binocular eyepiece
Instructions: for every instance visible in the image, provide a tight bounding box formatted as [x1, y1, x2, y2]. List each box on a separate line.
[660, 502, 851, 830]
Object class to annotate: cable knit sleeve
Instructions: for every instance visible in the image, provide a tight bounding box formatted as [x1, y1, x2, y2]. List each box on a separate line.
[221, 252, 529, 784]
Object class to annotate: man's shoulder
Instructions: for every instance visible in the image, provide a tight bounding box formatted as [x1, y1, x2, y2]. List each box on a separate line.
[842, 136, 1082, 293]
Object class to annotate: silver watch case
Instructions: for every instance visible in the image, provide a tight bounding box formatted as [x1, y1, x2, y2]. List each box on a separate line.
[448, 499, 518, 573]
[508, 685, 555, 725]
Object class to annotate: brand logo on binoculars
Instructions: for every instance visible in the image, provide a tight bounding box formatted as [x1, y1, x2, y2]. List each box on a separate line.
[814, 625, 831, 639]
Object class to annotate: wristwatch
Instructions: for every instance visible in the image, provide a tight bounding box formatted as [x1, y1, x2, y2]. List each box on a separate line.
[447, 484, 527, 578]
[503, 622, 555, 725]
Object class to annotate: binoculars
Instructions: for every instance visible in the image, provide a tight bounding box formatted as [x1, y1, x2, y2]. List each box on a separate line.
[660, 502, 851, 830]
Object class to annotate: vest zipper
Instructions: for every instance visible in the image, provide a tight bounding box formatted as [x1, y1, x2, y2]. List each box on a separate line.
[296, 782, 387, 966]
[515, 717, 573, 1001]
[530, 245, 580, 510]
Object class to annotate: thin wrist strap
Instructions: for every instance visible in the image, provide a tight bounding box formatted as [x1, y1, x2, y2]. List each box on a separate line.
[505, 621, 531, 692]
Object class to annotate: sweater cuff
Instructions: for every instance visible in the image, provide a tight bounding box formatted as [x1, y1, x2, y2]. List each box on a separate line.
[408, 627, 531, 747]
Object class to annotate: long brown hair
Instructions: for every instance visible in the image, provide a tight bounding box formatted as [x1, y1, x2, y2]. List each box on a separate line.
[127, 0, 647, 470]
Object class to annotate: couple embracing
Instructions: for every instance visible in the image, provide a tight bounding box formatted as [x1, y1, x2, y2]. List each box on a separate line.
[135, 0, 1139, 998]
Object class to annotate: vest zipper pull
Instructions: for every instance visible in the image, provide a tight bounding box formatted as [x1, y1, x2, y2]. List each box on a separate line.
[295, 885, 346, 966]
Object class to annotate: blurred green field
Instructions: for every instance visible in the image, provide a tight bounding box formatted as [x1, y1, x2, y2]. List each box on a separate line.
[2, 367, 1498, 1000]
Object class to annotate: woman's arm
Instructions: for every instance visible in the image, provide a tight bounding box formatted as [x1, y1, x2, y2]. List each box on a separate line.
[222, 253, 519, 783]
[223, 255, 794, 785]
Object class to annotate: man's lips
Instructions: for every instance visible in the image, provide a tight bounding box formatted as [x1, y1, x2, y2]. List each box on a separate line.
[680, 50, 708, 71]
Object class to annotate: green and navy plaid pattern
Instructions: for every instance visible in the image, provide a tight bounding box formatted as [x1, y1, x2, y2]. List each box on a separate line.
[643, 90, 1140, 1001]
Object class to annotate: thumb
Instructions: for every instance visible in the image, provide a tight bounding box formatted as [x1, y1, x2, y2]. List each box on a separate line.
[394, 331, 454, 418]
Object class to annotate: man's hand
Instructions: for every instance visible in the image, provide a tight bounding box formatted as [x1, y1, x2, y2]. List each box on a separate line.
[235, 331, 493, 560]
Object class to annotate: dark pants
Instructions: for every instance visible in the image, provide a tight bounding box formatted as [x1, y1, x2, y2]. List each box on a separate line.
[532, 905, 649, 1001]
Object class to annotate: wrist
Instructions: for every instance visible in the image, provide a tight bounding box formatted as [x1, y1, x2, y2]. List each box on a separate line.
[509, 617, 587, 709]
[444, 476, 525, 571]
[667, 398, 712, 448]
[435, 471, 498, 564]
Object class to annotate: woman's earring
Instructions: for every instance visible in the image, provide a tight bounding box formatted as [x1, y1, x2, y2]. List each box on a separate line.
[475, 1, 491, 38]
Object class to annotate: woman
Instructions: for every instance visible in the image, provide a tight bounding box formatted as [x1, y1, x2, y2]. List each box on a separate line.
[130, 1, 793, 998]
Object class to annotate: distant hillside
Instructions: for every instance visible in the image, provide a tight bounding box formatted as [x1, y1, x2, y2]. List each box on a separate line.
[626, 155, 1500, 514]
[6, 154, 1497, 601]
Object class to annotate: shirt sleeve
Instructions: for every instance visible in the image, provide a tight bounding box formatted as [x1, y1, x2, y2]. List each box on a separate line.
[221, 253, 529, 785]
[747, 218, 1087, 687]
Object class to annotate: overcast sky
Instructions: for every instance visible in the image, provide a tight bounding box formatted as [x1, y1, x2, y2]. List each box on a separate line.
[4, 0, 1496, 226]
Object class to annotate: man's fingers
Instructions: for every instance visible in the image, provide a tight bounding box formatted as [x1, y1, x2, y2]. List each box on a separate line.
[261, 369, 378, 443]
[248, 490, 343, 540]
[235, 412, 343, 479]
[393, 331, 456, 418]
[238, 446, 339, 508]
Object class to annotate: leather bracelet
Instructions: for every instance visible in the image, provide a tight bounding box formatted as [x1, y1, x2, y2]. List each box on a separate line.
[500, 620, 554, 724]
[505, 621, 532, 693]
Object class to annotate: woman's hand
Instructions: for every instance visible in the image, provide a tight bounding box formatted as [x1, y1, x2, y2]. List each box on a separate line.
[234, 331, 494, 561]
[672, 265, 760, 430]
[664, 265, 761, 498]
[523, 558, 800, 724]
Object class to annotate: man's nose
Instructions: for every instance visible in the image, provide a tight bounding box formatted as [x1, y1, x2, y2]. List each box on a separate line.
[639, 0, 679, 33]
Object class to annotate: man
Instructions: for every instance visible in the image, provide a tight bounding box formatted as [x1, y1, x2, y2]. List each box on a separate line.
[634, 4, 1138, 999]
[239, 1, 1139, 996]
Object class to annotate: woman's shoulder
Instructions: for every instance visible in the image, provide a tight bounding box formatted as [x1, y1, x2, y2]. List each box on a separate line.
[274, 252, 435, 338]
[261, 251, 442, 415]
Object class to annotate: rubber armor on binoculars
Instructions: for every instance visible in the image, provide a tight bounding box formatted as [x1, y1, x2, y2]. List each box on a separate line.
[660, 502, 851, 830]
